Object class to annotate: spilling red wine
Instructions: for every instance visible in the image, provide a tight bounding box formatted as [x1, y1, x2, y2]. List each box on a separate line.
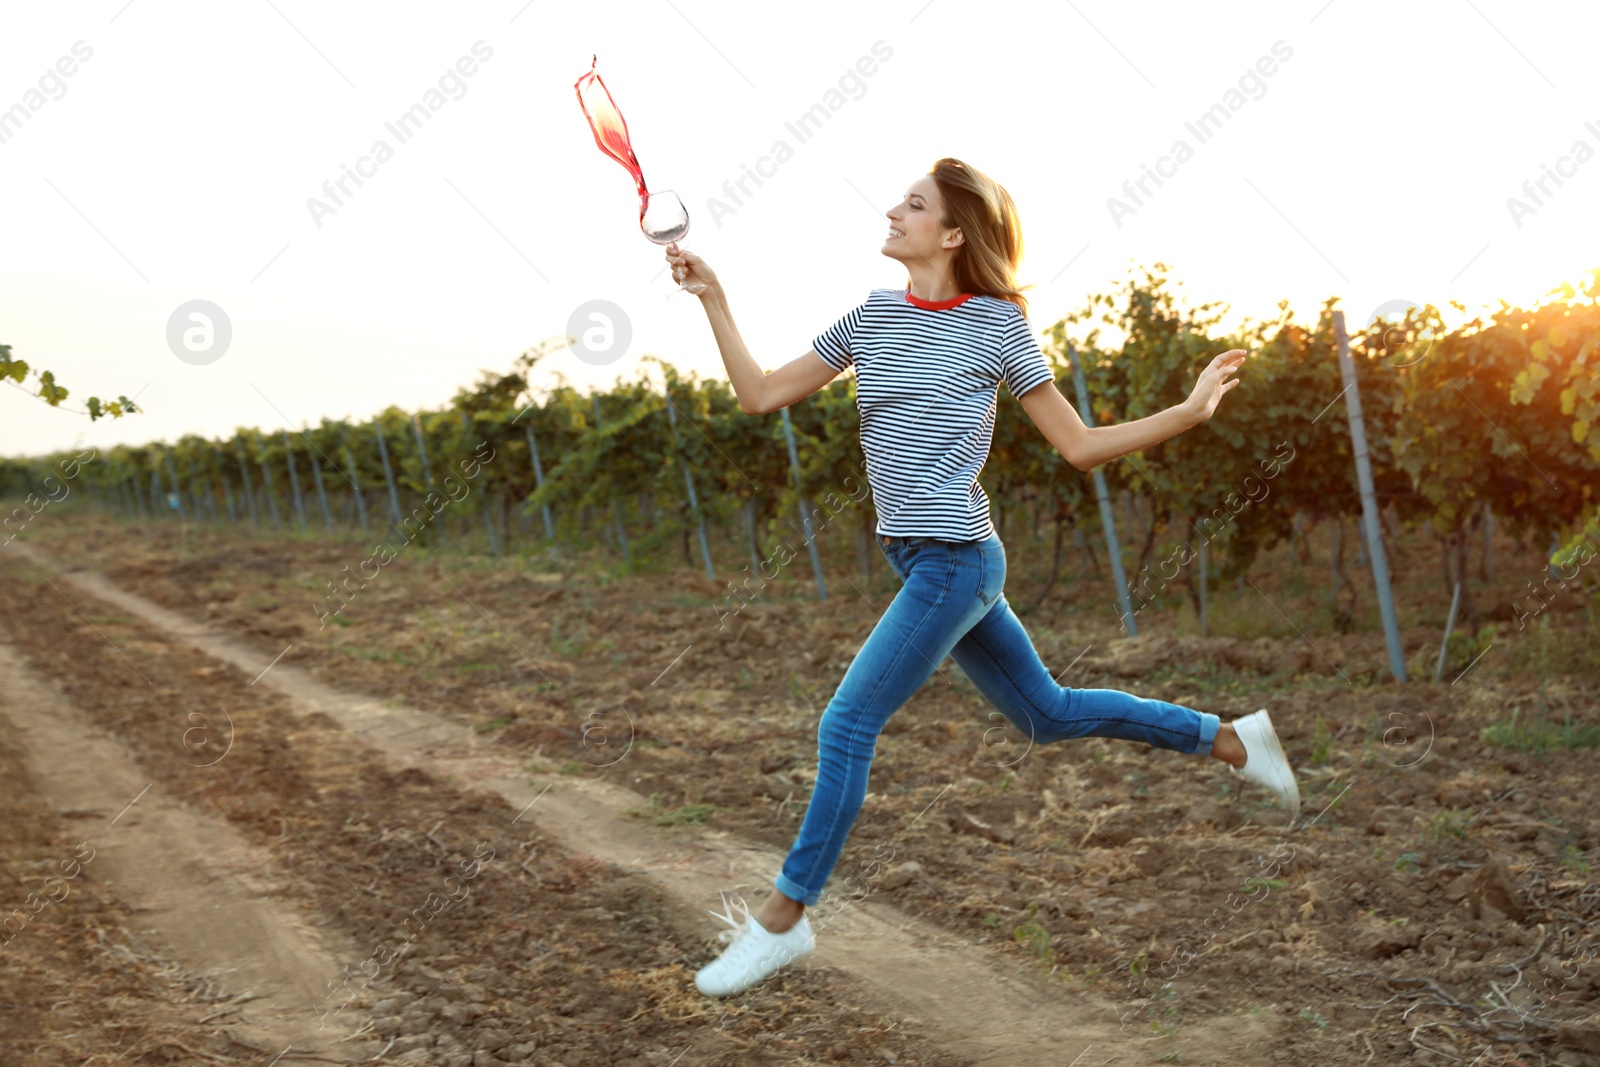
[573, 54, 649, 210]
[574, 55, 697, 273]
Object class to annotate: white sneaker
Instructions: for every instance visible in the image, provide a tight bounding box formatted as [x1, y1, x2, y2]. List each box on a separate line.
[694, 891, 816, 997]
[1229, 709, 1300, 817]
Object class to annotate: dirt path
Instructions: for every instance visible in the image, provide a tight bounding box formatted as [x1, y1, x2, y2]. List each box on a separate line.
[7, 541, 1280, 1066]
[0, 638, 377, 1062]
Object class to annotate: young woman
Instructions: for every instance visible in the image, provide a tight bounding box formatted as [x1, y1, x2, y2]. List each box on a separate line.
[666, 158, 1299, 999]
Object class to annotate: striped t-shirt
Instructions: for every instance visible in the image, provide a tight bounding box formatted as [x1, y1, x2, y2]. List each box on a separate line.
[812, 288, 1057, 541]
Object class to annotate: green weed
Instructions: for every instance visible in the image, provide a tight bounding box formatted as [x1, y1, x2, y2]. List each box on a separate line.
[976, 773, 1016, 796]
[547, 612, 588, 657]
[353, 647, 414, 665]
[1310, 715, 1332, 766]
[1560, 844, 1592, 875]
[786, 675, 817, 705]
[1150, 982, 1181, 1039]
[655, 803, 717, 826]
[1424, 807, 1474, 842]
[474, 716, 514, 733]
[1482, 707, 1600, 753]
[1012, 901, 1051, 970]
[628, 792, 719, 826]
[1443, 624, 1495, 675]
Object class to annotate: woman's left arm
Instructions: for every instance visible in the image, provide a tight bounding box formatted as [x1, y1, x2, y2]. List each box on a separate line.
[1018, 349, 1248, 471]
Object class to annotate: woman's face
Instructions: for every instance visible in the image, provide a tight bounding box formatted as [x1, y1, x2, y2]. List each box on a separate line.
[883, 176, 961, 264]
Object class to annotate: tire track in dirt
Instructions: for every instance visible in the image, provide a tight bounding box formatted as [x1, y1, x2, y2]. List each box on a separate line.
[11, 542, 1278, 1066]
[0, 639, 374, 1062]
[5, 544, 980, 1065]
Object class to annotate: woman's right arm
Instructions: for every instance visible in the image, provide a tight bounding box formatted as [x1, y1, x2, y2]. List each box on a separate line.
[668, 243, 840, 416]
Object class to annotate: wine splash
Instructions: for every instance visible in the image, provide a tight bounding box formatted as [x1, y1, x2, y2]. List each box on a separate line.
[574, 54, 697, 281]
[573, 54, 649, 213]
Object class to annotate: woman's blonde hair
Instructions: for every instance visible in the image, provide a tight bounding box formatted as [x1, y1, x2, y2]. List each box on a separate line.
[919, 157, 1032, 318]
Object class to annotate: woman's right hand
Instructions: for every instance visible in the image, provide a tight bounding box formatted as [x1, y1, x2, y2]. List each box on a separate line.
[666, 242, 717, 297]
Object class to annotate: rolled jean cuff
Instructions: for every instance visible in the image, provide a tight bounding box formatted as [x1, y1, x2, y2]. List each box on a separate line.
[774, 871, 820, 908]
[1192, 711, 1221, 757]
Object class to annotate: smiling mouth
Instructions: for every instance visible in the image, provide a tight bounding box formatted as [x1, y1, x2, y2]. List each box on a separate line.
[886, 229, 905, 240]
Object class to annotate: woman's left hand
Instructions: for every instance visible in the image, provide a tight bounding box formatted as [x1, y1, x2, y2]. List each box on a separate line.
[1185, 349, 1248, 423]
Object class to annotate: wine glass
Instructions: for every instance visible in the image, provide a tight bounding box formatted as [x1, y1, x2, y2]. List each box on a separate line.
[641, 190, 706, 295]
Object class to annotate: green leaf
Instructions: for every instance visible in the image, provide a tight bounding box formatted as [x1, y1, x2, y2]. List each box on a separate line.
[37, 370, 68, 406]
[0, 354, 27, 383]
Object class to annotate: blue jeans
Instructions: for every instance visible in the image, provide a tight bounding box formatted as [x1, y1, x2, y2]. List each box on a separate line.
[773, 531, 1220, 907]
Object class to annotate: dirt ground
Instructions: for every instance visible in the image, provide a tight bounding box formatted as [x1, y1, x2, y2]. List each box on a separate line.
[0, 546, 976, 1066]
[3, 511, 1599, 1065]
[0, 669, 269, 1065]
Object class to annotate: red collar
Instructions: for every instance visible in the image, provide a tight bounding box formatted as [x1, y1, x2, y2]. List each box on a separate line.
[903, 290, 974, 310]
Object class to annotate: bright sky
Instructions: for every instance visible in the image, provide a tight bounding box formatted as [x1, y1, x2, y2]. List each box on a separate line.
[2, 0, 1595, 459]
